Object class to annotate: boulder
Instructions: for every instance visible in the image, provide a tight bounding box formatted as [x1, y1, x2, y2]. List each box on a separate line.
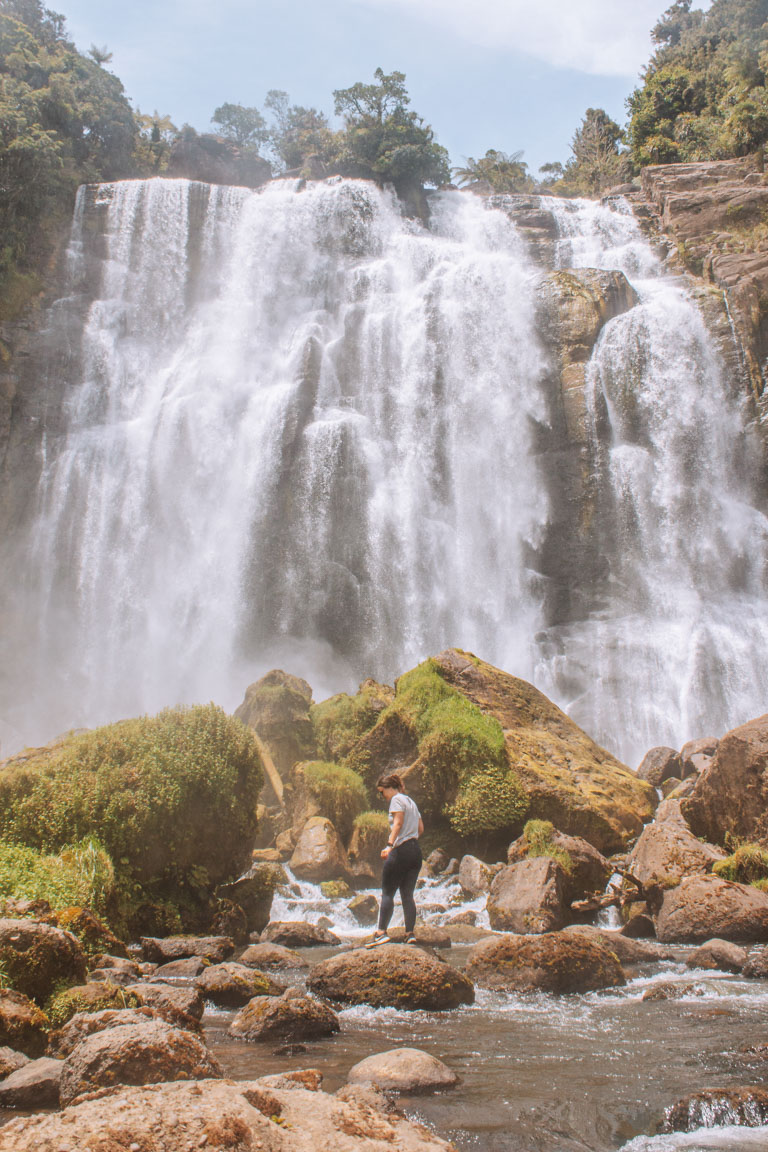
[195, 962, 284, 1007]
[47, 980, 141, 1027]
[0, 918, 86, 1003]
[89, 954, 141, 980]
[87, 966, 140, 987]
[661, 1086, 768, 1132]
[348, 1048, 459, 1093]
[235, 669, 316, 788]
[507, 828, 611, 902]
[424, 849, 450, 876]
[348, 894, 379, 925]
[620, 914, 656, 939]
[290, 817, 349, 882]
[680, 736, 719, 778]
[0, 1046, 28, 1078]
[561, 924, 667, 965]
[683, 714, 768, 845]
[153, 956, 207, 980]
[0, 1077, 456, 1152]
[59, 1020, 222, 1106]
[465, 931, 626, 993]
[307, 944, 474, 1010]
[636, 746, 683, 787]
[126, 982, 204, 1027]
[627, 800, 726, 887]
[0, 1057, 61, 1109]
[56, 907, 128, 959]
[261, 921, 340, 947]
[0, 990, 49, 1056]
[239, 942, 309, 970]
[743, 948, 768, 978]
[385, 926, 451, 949]
[487, 857, 568, 933]
[655, 874, 768, 943]
[140, 935, 234, 964]
[47, 1007, 163, 1056]
[457, 855, 494, 897]
[217, 862, 286, 935]
[642, 982, 702, 1002]
[229, 988, 340, 1043]
[686, 938, 748, 973]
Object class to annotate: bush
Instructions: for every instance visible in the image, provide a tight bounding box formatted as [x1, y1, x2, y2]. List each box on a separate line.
[0, 705, 264, 925]
[713, 843, 768, 886]
[311, 687, 386, 762]
[0, 838, 115, 916]
[300, 761, 368, 841]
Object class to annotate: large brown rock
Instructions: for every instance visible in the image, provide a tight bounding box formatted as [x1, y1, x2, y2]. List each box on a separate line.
[655, 874, 768, 943]
[235, 670, 316, 790]
[686, 938, 747, 973]
[0, 1077, 456, 1152]
[347, 1048, 458, 1093]
[465, 931, 626, 993]
[195, 962, 284, 1007]
[0, 1046, 28, 1078]
[0, 918, 86, 1003]
[126, 982, 204, 1027]
[661, 1086, 768, 1133]
[457, 855, 494, 897]
[487, 857, 568, 934]
[561, 924, 668, 965]
[47, 1007, 164, 1056]
[682, 714, 768, 846]
[289, 816, 349, 882]
[58, 1019, 222, 1106]
[0, 1056, 61, 1109]
[229, 988, 340, 1042]
[627, 799, 726, 887]
[636, 746, 682, 787]
[307, 944, 475, 1010]
[239, 942, 309, 969]
[140, 935, 234, 964]
[0, 990, 49, 1057]
[507, 827, 611, 902]
[261, 921, 340, 947]
[216, 863, 285, 936]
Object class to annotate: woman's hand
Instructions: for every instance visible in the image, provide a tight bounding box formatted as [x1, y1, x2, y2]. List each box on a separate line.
[380, 845, 392, 859]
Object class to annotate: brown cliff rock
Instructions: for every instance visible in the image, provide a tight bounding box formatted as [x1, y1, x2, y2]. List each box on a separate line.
[682, 713, 768, 846]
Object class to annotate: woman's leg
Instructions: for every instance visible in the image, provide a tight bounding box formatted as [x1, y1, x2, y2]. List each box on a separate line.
[377, 850, 400, 932]
[397, 840, 423, 934]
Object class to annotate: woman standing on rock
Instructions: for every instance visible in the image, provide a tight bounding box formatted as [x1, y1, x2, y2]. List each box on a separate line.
[367, 772, 424, 947]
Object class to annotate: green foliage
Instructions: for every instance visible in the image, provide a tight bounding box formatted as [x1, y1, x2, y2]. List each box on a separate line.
[453, 149, 533, 194]
[45, 982, 140, 1028]
[447, 763, 528, 838]
[352, 810, 390, 836]
[0, 705, 264, 924]
[333, 68, 450, 191]
[713, 841, 768, 883]
[300, 761, 368, 840]
[211, 101, 268, 148]
[627, 0, 768, 167]
[264, 89, 339, 175]
[521, 819, 574, 873]
[311, 687, 387, 762]
[0, 838, 115, 916]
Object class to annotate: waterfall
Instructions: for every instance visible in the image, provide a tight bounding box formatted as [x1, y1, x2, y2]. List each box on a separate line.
[3, 176, 768, 766]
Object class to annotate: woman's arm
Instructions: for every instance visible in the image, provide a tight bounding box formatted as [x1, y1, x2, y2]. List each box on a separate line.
[418, 817, 424, 836]
[381, 811, 404, 858]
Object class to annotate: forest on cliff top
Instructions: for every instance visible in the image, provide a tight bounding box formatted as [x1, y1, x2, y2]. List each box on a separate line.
[2, 0, 768, 323]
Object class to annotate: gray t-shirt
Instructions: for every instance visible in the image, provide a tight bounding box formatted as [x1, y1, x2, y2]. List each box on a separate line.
[389, 792, 421, 846]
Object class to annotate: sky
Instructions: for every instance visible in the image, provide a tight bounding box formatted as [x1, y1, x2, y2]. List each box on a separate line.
[59, 0, 694, 175]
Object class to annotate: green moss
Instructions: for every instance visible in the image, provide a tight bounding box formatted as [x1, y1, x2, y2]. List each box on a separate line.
[713, 843, 768, 885]
[0, 705, 264, 931]
[0, 838, 115, 917]
[45, 982, 140, 1029]
[521, 819, 574, 874]
[311, 688, 385, 762]
[320, 880, 353, 899]
[299, 761, 368, 840]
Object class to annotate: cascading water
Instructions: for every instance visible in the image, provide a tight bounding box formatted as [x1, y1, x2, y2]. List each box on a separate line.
[3, 176, 768, 764]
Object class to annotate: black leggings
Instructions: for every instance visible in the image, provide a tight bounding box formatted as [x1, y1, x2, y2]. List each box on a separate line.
[378, 838, 422, 933]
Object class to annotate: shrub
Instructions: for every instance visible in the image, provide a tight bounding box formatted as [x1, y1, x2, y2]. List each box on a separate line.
[0, 838, 115, 916]
[300, 761, 368, 841]
[0, 705, 264, 924]
[713, 843, 768, 886]
[311, 687, 386, 762]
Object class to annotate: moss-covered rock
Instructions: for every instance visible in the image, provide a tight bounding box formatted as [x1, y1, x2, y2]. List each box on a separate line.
[0, 705, 264, 931]
[466, 930, 626, 994]
[307, 944, 475, 1010]
[216, 863, 285, 936]
[714, 843, 768, 886]
[320, 880, 353, 899]
[343, 650, 654, 854]
[0, 918, 87, 1004]
[311, 680, 394, 762]
[0, 989, 49, 1056]
[46, 981, 140, 1029]
[347, 811, 389, 883]
[234, 670, 316, 788]
[290, 761, 368, 842]
[56, 908, 127, 959]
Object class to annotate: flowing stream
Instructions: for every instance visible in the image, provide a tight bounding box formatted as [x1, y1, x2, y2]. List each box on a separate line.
[3, 177, 768, 764]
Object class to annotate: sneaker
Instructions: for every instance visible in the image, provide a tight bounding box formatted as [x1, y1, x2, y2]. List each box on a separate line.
[365, 932, 390, 949]
[404, 934, 418, 945]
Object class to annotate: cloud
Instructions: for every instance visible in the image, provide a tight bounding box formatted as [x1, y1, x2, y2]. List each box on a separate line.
[345, 0, 670, 77]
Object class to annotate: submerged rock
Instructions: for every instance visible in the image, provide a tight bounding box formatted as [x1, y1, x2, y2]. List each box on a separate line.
[686, 938, 747, 973]
[229, 988, 340, 1043]
[347, 1047, 459, 1093]
[654, 875, 768, 943]
[0, 1077, 456, 1152]
[0, 918, 87, 1003]
[58, 1019, 222, 1106]
[661, 1086, 768, 1132]
[307, 944, 475, 1010]
[487, 857, 568, 934]
[465, 930, 626, 993]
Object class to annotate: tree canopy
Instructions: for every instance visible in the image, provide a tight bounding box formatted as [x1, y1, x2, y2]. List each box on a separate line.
[453, 150, 533, 194]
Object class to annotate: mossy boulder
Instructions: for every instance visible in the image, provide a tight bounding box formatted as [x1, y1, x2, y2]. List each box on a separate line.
[0, 706, 264, 931]
[347, 811, 389, 884]
[234, 670, 316, 785]
[311, 680, 394, 762]
[56, 908, 127, 959]
[216, 863, 286, 936]
[0, 918, 87, 1004]
[344, 650, 654, 854]
[0, 989, 49, 1056]
[307, 944, 475, 1010]
[465, 931, 626, 993]
[289, 761, 368, 842]
[46, 981, 141, 1029]
[194, 962, 283, 1008]
[228, 988, 340, 1042]
[508, 820, 611, 902]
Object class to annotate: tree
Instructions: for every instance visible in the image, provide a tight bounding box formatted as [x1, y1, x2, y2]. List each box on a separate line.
[333, 68, 450, 191]
[87, 43, 112, 66]
[211, 102, 268, 149]
[453, 149, 532, 194]
[564, 108, 630, 195]
[134, 110, 177, 173]
[263, 88, 338, 174]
